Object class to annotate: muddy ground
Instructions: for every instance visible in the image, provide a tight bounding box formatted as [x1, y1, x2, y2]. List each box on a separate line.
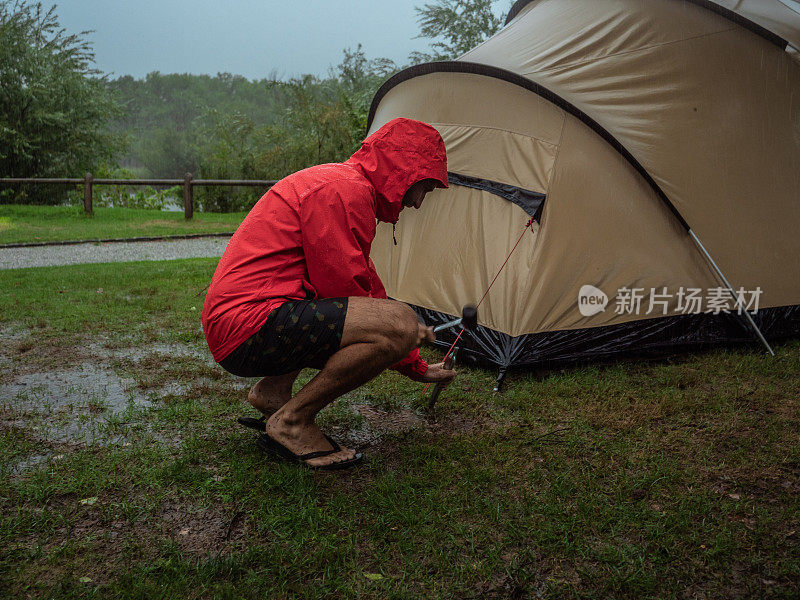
[0, 324, 475, 475]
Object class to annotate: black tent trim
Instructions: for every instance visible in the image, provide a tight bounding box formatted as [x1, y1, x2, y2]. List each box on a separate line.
[367, 60, 690, 231]
[413, 303, 800, 371]
[447, 172, 546, 220]
[504, 0, 788, 48]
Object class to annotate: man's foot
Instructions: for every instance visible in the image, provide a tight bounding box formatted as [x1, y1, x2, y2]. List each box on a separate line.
[265, 414, 359, 469]
[247, 373, 298, 416]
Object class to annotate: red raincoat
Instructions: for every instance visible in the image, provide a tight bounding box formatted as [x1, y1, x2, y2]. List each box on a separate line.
[201, 118, 449, 378]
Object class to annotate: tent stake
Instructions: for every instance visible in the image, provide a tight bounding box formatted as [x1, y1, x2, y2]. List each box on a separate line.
[493, 367, 508, 393]
[689, 229, 774, 356]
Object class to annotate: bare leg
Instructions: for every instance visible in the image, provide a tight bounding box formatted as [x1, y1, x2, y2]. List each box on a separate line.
[265, 297, 423, 468]
[248, 370, 300, 417]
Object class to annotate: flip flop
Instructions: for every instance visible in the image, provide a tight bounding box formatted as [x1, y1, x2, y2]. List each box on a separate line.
[237, 404, 285, 430]
[256, 431, 363, 470]
[237, 415, 268, 431]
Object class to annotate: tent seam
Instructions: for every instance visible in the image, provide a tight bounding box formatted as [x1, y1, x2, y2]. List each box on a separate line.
[427, 121, 560, 150]
[545, 113, 568, 194]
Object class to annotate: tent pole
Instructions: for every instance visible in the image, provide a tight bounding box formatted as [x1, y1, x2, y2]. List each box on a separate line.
[493, 367, 508, 393]
[688, 229, 775, 356]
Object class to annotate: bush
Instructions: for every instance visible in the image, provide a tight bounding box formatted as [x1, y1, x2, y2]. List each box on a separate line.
[65, 165, 181, 210]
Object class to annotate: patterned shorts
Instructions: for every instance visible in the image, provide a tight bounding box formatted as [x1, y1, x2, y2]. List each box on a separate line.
[219, 298, 349, 377]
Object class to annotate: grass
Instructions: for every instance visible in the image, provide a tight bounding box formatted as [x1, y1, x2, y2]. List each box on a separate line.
[0, 205, 246, 245]
[0, 259, 798, 598]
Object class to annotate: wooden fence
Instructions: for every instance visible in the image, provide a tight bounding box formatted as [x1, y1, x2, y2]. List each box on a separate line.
[0, 173, 278, 218]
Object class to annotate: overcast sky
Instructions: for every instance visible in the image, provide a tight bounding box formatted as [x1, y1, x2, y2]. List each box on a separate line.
[41, 0, 507, 81]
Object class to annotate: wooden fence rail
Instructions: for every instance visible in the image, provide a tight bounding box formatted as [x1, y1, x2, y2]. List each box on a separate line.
[0, 173, 278, 219]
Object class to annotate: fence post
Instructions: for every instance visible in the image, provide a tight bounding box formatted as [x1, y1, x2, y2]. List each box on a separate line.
[83, 172, 93, 214]
[184, 172, 193, 219]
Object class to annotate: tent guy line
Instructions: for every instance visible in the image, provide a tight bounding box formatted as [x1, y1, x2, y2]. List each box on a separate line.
[423, 216, 537, 396]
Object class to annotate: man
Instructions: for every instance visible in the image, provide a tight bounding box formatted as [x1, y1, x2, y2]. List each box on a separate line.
[202, 118, 457, 470]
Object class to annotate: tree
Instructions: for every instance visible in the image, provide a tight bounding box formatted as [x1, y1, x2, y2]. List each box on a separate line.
[106, 71, 290, 178]
[335, 44, 398, 132]
[0, 1, 124, 203]
[411, 0, 505, 62]
[193, 48, 400, 212]
[195, 74, 368, 212]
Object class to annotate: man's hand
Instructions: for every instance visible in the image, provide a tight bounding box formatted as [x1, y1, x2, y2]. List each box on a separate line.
[415, 322, 435, 348]
[411, 323, 457, 386]
[419, 361, 457, 386]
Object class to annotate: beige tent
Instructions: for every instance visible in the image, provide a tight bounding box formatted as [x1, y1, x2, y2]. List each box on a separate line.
[367, 0, 800, 383]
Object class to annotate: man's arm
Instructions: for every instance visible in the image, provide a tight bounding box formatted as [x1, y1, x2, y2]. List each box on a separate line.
[366, 257, 431, 380]
[300, 182, 431, 380]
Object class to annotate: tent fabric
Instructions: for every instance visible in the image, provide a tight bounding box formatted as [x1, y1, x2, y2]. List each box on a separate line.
[366, 0, 800, 369]
[438, 122, 557, 199]
[368, 62, 689, 229]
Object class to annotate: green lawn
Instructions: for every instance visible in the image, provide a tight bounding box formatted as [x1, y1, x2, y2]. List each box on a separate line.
[0, 205, 245, 245]
[0, 259, 798, 598]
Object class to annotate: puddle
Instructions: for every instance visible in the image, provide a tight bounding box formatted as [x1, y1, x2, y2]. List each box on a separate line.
[8, 453, 49, 475]
[0, 364, 153, 446]
[0, 323, 30, 371]
[0, 332, 481, 473]
[0, 323, 31, 343]
[0, 328, 220, 474]
[108, 342, 214, 365]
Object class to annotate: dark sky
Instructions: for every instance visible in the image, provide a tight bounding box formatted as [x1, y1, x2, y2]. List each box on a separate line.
[42, 0, 507, 80]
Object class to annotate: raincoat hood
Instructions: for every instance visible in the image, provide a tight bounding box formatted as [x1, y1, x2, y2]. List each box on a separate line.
[347, 118, 449, 224]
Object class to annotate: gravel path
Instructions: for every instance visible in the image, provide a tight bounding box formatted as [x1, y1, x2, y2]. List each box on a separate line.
[0, 236, 230, 270]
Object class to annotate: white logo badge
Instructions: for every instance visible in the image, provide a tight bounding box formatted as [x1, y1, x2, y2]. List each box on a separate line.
[578, 285, 608, 317]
